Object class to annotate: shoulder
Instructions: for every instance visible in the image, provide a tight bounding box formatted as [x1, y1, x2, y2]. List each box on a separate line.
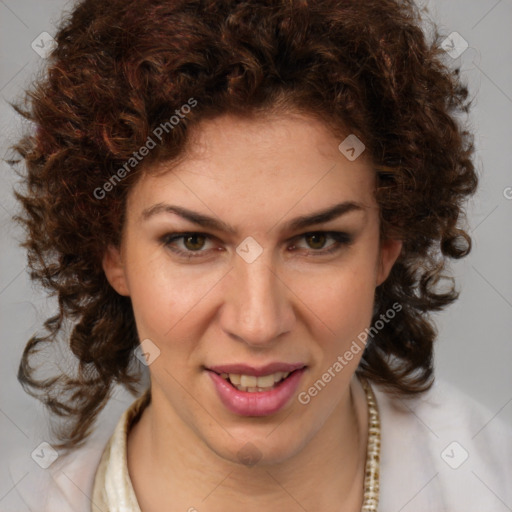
[372, 378, 512, 512]
[8, 435, 107, 512]
[7, 394, 133, 512]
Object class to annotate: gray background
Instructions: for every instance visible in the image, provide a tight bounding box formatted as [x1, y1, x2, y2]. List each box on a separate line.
[1, 0, 511, 509]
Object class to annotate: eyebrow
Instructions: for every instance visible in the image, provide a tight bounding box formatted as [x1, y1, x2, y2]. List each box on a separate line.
[140, 200, 365, 234]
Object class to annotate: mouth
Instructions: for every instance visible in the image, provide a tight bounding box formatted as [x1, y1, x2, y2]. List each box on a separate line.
[206, 362, 306, 392]
[205, 363, 307, 416]
[214, 370, 298, 392]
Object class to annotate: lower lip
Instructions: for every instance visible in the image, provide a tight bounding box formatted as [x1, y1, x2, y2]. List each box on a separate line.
[207, 369, 306, 416]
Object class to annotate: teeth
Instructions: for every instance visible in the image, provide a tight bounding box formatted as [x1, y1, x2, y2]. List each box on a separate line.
[221, 371, 292, 392]
[240, 375, 257, 388]
[273, 371, 284, 383]
[254, 374, 275, 388]
[229, 373, 241, 385]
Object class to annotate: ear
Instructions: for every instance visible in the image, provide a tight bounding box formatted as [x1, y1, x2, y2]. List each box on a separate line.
[102, 244, 130, 296]
[376, 238, 403, 286]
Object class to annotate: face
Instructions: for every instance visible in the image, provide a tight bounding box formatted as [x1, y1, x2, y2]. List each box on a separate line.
[103, 112, 402, 466]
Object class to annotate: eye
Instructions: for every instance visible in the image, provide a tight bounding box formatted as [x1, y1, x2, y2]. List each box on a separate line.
[160, 230, 353, 259]
[288, 231, 353, 255]
[160, 232, 215, 258]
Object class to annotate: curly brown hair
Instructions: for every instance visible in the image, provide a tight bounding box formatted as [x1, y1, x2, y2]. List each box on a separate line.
[12, 0, 477, 450]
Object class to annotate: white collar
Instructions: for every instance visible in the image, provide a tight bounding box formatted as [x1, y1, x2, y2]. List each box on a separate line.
[90, 390, 150, 511]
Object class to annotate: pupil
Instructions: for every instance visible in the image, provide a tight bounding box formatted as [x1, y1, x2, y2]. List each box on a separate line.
[185, 234, 205, 251]
[307, 233, 326, 249]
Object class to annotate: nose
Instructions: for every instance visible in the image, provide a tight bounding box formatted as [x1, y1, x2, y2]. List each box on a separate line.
[221, 250, 294, 348]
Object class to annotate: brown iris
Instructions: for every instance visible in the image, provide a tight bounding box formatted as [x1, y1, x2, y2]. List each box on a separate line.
[183, 234, 207, 251]
[304, 233, 327, 250]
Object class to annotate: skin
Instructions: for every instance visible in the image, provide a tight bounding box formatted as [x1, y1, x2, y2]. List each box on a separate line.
[103, 112, 402, 511]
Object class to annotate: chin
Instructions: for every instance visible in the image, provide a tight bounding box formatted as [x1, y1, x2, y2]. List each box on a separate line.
[205, 427, 309, 468]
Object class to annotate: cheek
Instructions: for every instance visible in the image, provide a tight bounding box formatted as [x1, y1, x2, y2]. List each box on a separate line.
[300, 269, 375, 339]
[124, 225, 380, 344]
[125, 250, 219, 339]
[294, 250, 379, 360]
[307, 242, 379, 315]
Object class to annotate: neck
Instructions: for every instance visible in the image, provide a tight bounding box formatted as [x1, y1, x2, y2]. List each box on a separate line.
[127, 374, 369, 512]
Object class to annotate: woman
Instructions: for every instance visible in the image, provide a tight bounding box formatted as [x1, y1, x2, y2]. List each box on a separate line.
[9, 0, 512, 510]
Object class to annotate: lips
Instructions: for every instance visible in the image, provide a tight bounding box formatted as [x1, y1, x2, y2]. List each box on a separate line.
[206, 363, 307, 416]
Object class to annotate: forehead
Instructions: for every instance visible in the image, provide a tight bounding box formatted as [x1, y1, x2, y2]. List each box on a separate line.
[182, 112, 369, 175]
[128, 113, 376, 227]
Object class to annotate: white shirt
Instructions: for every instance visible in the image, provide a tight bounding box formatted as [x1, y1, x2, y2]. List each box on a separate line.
[7, 377, 512, 512]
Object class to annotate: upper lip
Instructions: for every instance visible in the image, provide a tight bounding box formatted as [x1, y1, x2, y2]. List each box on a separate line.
[207, 362, 306, 377]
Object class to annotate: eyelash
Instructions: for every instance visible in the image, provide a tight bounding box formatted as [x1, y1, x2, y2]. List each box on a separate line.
[159, 231, 353, 259]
